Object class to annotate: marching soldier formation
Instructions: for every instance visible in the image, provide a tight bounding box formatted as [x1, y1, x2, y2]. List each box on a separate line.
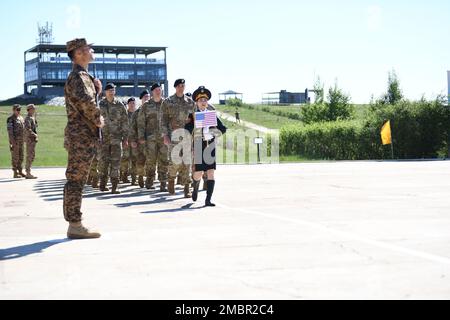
[5, 38, 227, 240]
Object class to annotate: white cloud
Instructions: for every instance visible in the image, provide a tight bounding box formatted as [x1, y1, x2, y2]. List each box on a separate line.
[367, 5, 382, 32]
[66, 5, 81, 30]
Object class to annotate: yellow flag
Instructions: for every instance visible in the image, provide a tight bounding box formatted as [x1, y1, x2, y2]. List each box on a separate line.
[380, 120, 392, 145]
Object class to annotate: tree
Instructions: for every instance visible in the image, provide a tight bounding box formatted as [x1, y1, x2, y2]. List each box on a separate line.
[327, 81, 353, 121]
[313, 76, 324, 104]
[382, 69, 403, 105]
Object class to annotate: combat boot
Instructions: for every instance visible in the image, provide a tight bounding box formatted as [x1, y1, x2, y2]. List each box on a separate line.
[138, 175, 145, 188]
[160, 181, 167, 192]
[91, 176, 99, 189]
[131, 175, 137, 186]
[192, 179, 200, 202]
[25, 172, 37, 179]
[111, 178, 121, 194]
[205, 180, 216, 207]
[18, 169, 27, 177]
[168, 180, 175, 195]
[13, 170, 21, 179]
[146, 178, 155, 190]
[99, 177, 110, 192]
[67, 222, 101, 239]
[184, 184, 192, 198]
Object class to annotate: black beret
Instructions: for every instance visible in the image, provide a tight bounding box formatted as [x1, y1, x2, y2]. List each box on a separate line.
[127, 97, 135, 103]
[174, 79, 185, 87]
[140, 90, 150, 99]
[151, 83, 161, 91]
[105, 83, 116, 91]
[192, 86, 212, 102]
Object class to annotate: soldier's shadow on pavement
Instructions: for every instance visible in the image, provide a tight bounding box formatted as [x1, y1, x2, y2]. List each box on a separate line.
[114, 192, 186, 208]
[141, 202, 204, 214]
[0, 238, 71, 261]
[33, 179, 66, 202]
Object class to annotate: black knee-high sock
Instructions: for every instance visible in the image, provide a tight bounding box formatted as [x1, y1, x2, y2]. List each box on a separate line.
[205, 180, 215, 207]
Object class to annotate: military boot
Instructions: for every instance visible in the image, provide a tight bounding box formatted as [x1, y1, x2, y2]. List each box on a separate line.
[168, 180, 175, 195]
[131, 174, 137, 186]
[146, 178, 155, 190]
[184, 184, 192, 198]
[67, 222, 101, 239]
[99, 177, 110, 192]
[192, 179, 200, 202]
[91, 176, 99, 189]
[13, 169, 21, 179]
[138, 175, 145, 188]
[160, 181, 167, 192]
[25, 171, 37, 179]
[18, 169, 27, 177]
[205, 180, 216, 207]
[111, 178, 121, 194]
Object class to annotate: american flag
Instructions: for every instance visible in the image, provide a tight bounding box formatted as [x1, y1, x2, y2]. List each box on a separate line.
[195, 111, 217, 128]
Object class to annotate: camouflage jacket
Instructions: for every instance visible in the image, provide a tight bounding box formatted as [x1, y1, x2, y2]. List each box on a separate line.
[6, 114, 25, 142]
[160, 94, 194, 138]
[64, 64, 101, 140]
[138, 98, 164, 141]
[24, 115, 38, 141]
[99, 97, 129, 144]
[129, 107, 141, 143]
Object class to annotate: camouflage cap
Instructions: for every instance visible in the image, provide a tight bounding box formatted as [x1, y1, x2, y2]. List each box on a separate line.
[66, 38, 93, 53]
[12, 104, 21, 111]
[27, 104, 36, 111]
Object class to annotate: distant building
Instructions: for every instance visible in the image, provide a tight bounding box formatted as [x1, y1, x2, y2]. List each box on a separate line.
[219, 90, 243, 105]
[262, 89, 310, 105]
[24, 44, 168, 98]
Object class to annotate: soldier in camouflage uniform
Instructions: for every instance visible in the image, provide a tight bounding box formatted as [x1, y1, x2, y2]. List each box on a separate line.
[138, 83, 168, 192]
[7, 104, 26, 178]
[24, 104, 38, 179]
[120, 97, 138, 185]
[132, 90, 151, 188]
[98, 83, 129, 194]
[161, 79, 195, 198]
[87, 142, 100, 188]
[63, 38, 103, 239]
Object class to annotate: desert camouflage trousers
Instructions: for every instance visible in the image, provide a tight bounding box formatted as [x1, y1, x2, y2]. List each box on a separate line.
[98, 142, 122, 179]
[10, 140, 24, 172]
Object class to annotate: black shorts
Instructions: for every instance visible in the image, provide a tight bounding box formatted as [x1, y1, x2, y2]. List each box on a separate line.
[194, 140, 216, 172]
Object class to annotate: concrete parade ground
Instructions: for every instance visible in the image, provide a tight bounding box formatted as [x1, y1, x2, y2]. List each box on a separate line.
[1, 161, 450, 299]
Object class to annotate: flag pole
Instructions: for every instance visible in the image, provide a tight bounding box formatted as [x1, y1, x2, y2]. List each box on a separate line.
[390, 140, 394, 159]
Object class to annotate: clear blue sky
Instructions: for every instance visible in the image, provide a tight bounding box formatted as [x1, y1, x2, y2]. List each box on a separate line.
[0, 0, 449, 103]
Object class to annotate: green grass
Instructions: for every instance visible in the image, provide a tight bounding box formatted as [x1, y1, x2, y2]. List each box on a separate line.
[0, 104, 67, 168]
[215, 104, 301, 129]
[0, 102, 372, 167]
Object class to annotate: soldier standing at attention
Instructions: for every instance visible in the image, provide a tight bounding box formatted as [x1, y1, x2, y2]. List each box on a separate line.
[133, 90, 150, 188]
[63, 38, 104, 239]
[98, 83, 129, 194]
[161, 79, 195, 198]
[120, 97, 138, 185]
[24, 104, 38, 179]
[7, 104, 26, 178]
[138, 83, 168, 192]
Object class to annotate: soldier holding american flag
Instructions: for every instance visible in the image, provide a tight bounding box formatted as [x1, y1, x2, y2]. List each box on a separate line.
[185, 86, 227, 207]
